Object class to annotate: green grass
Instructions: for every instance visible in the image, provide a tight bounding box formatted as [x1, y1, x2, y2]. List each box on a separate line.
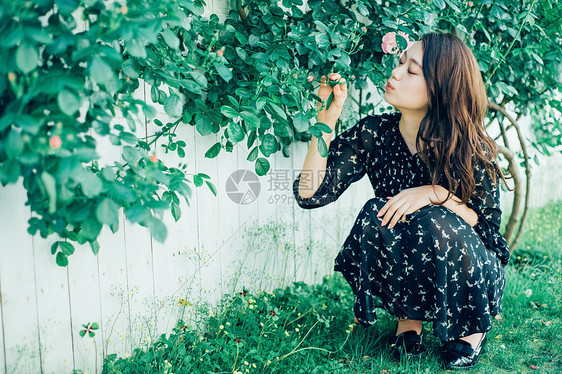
[99, 200, 562, 374]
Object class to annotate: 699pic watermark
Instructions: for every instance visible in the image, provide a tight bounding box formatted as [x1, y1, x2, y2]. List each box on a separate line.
[224, 168, 336, 206]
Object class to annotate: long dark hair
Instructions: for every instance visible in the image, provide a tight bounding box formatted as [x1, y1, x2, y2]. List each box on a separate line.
[415, 32, 511, 204]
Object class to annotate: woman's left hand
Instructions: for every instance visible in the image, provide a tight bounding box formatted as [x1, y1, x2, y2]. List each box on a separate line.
[377, 185, 438, 228]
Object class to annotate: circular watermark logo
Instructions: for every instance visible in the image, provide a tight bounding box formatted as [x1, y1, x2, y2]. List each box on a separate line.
[225, 169, 261, 205]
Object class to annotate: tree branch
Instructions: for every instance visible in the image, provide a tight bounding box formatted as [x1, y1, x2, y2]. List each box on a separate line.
[488, 101, 531, 251]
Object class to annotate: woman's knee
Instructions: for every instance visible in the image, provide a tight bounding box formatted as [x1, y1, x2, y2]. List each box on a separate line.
[410, 204, 466, 240]
[355, 197, 389, 230]
[359, 197, 387, 216]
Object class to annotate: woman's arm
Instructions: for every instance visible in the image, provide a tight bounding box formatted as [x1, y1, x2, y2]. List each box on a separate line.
[378, 184, 479, 229]
[297, 74, 347, 199]
[431, 185, 479, 227]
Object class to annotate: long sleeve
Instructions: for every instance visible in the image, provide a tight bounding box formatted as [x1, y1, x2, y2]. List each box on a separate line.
[466, 158, 510, 266]
[293, 116, 374, 209]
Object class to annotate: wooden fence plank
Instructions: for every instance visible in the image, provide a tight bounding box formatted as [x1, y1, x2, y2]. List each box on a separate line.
[96, 213, 132, 361]
[0, 184, 42, 373]
[66, 240, 104, 373]
[32, 237, 74, 373]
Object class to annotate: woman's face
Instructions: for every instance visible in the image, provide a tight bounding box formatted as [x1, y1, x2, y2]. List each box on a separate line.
[384, 41, 429, 113]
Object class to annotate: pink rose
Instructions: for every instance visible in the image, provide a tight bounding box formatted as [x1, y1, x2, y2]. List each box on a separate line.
[307, 75, 314, 82]
[468, 1, 473, 6]
[49, 135, 62, 149]
[150, 154, 158, 162]
[217, 49, 223, 57]
[381, 31, 412, 55]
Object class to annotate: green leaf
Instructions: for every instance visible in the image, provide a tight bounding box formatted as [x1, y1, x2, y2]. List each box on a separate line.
[443, 0, 460, 11]
[59, 242, 75, 256]
[119, 132, 138, 145]
[267, 102, 287, 120]
[260, 134, 277, 157]
[58, 90, 81, 116]
[143, 105, 157, 120]
[164, 94, 182, 117]
[162, 29, 180, 50]
[240, 111, 260, 130]
[96, 198, 119, 225]
[90, 56, 114, 85]
[90, 240, 100, 255]
[122, 59, 139, 79]
[122, 146, 141, 164]
[91, 322, 99, 330]
[325, 92, 334, 111]
[221, 105, 239, 119]
[51, 242, 59, 255]
[247, 146, 258, 161]
[56, 252, 69, 267]
[79, 218, 102, 241]
[147, 216, 167, 243]
[193, 174, 203, 187]
[177, 147, 185, 158]
[255, 158, 270, 176]
[315, 122, 333, 134]
[293, 112, 309, 132]
[171, 203, 181, 221]
[356, 1, 369, 17]
[125, 205, 149, 223]
[433, 0, 445, 10]
[205, 180, 217, 196]
[5, 130, 24, 158]
[309, 127, 322, 138]
[79, 330, 86, 337]
[204, 142, 221, 158]
[40, 172, 57, 213]
[16, 44, 39, 74]
[195, 114, 213, 136]
[213, 62, 233, 83]
[189, 71, 208, 87]
[76, 169, 103, 198]
[227, 122, 245, 142]
[395, 34, 408, 51]
[0, 159, 21, 185]
[318, 137, 328, 157]
[180, 0, 205, 15]
[247, 130, 257, 148]
[55, 0, 79, 15]
[125, 38, 147, 58]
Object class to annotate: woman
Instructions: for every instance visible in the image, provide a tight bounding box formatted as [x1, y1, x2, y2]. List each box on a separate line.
[292, 32, 511, 370]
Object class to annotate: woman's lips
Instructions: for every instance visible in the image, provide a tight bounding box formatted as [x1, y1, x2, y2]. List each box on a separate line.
[385, 81, 394, 90]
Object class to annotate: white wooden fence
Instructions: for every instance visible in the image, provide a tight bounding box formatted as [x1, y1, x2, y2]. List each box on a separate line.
[1, 1, 561, 373]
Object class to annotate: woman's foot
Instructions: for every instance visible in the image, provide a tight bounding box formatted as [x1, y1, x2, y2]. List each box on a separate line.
[392, 317, 425, 359]
[458, 332, 484, 350]
[395, 317, 423, 335]
[441, 332, 487, 370]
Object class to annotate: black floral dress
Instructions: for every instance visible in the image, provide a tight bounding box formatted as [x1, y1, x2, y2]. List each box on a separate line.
[292, 112, 510, 342]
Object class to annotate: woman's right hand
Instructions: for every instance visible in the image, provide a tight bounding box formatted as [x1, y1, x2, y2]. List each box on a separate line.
[316, 73, 347, 129]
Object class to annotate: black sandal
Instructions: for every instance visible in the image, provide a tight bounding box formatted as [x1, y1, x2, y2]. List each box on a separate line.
[441, 333, 487, 370]
[391, 323, 425, 359]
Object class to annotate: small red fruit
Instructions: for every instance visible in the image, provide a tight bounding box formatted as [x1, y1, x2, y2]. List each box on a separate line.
[49, 135, 62, 149]
[217, 49, 223, 57]
[150, 154, 158, 162]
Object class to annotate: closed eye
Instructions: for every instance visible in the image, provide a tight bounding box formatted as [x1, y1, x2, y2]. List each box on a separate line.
[398, 59, 416, 74]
